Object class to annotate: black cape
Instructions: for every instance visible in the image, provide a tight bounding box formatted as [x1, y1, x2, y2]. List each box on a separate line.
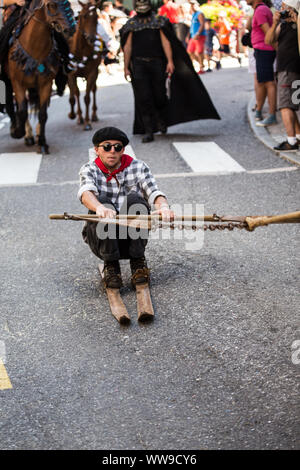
[120, 13, 221, 134]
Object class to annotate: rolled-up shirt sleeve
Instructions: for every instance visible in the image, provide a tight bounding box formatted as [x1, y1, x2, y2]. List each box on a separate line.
[139, 162, 166, 206]
[77, 163, 99, 203]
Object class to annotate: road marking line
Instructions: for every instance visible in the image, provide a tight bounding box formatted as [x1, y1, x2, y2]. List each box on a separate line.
[0, 117, 10, 124]
[247, 167, 298, 174]
[0, 152, 42, 185]
[173, 142, 245, 174]
[0, 165, 297, 189]
[155, 166, 298, 178]
[0, 359, 12, 390]
[0, 123, 4, 130]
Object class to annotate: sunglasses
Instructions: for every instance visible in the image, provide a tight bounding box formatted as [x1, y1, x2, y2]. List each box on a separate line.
[98, 143, 124, 152]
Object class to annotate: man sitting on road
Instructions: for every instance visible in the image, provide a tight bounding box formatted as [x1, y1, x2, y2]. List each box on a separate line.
[78, 126, 174, 288]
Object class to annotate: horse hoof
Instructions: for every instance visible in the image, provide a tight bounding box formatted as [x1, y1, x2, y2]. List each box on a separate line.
[84, 123, 92, 131]
[91, 115, 99, 122]
[37, 145, 49, 155]
[77, 117, 84, 125]
[68, 112, 76, 120]
[10, 126, 25, 139]
[25, 137, 35, 146]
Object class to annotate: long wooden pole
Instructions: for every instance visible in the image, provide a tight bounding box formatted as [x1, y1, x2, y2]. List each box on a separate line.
[49, 211, 300, 231]
[49, 213, 242, 222]
[245, 211, 300, 231]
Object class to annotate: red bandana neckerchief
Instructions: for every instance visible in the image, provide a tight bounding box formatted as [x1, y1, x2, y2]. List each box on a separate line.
[94, 154, 133, 182]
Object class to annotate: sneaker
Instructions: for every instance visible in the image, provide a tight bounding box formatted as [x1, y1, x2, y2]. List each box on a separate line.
[255, 110, 263, 121]
[130, 257, 150, 287]
[198, 70, 205, 74]
[206, 68, 213, 72]
[273, 140, 298, 152]
[256, 114, 277, 127]
[103, 261, 122, 289]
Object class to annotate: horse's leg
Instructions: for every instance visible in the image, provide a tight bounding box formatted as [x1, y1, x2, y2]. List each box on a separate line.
[68, 75, 76, 120]
[36, 81, 52, 154]
[24, 119, 35, 146]
[83, 83, 91, 131]
[10, 81, 27, 139]
[36, 122, 40, 141]
[73, 77, 83, 125]
[4, 77, 17, 135]
[37, 101, 49, 154]
[91, 81, 98, 122]
[84, 71, 98, 131]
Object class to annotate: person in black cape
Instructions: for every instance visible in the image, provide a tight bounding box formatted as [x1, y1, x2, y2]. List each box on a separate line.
[120, 0, 220, 143]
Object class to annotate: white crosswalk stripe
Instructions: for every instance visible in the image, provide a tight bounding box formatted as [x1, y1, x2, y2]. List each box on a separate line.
[0, 152, 42, 185]
[173, 142, 245, 174]
[0, 140, 295, 187]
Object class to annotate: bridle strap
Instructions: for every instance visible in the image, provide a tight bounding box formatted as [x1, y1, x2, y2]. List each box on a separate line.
[23, 1, 51, 30]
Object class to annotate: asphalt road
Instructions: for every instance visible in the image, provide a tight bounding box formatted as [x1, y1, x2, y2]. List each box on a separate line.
[0, 64, 299, 450]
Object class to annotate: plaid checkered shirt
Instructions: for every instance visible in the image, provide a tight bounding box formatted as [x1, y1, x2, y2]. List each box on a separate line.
[78, 157, 166, 212]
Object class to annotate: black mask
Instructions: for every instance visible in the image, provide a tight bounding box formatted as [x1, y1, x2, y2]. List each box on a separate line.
[134, 0, 152, 14]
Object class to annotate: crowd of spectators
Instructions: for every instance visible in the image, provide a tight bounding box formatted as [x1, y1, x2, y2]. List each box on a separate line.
[96, 1, 248, 75]
[243, 0, 300, 152]
[76, 0, 300, 152]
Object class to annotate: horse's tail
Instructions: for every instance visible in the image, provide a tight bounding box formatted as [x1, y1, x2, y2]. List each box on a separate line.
[55, 66, 68, 96]
[28, 88, 39, 116]
[53, 30, 70, 96]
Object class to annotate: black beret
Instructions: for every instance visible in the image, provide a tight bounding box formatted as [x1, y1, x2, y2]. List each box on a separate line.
[92, 127, 129, 147]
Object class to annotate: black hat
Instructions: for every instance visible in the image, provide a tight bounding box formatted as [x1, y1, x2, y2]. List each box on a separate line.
[92, 127, 129, 147]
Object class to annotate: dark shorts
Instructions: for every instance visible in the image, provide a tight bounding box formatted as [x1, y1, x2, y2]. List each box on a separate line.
[254, 49, 276, 83]
[277, 70, 300, 110]
[219, 44, 230, 54]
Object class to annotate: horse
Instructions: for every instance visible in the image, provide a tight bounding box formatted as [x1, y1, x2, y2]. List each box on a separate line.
[5, 0, 76, 154]
[67, 1, 103, 131]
